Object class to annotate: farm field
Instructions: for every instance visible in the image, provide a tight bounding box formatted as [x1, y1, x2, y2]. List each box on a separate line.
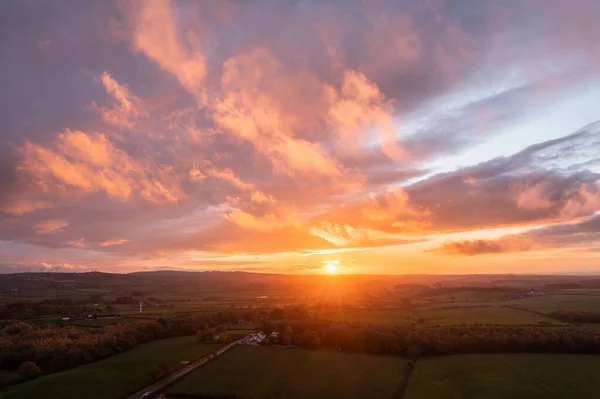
[318, 306, 565, 326]
[416, 306, 566, 326]
[167, 345, 408, 399]
[505, 295, 600, 312]
[0, 371, 19, 389]
[318, 308, 413, 326]
[0, 337, 220, 399]
[405, 353, 600, 399]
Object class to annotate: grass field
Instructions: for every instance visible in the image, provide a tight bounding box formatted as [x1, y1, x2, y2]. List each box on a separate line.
[505, 295, 600, 312]
[0, 337, 220, 399]
[318, 306, 565, 327]
[0, 371, 20, 389]
[168, 345, 408, 399]
[318, 308, 413, 326]
[405, 354, 600, 399]
[417, 306, 566, 326]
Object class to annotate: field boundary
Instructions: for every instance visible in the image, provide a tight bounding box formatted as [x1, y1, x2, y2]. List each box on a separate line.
[124, 337, 246, 399]
[392, 360, 415, 399]
[501, 305, 574, 325]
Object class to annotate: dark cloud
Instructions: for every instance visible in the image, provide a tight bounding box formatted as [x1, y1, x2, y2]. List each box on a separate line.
[430, 214, 600, 256]
[406, 122, 600, 231]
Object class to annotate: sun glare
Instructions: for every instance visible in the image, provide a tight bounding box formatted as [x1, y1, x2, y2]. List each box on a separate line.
[326, 263, 338, 274]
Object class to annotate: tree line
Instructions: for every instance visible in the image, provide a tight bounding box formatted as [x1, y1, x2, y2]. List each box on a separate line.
[261, 320, 600, 358]
[0, 310, 256, 385]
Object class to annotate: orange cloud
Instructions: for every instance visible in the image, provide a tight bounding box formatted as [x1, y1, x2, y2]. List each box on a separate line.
[20, 129, 184, 204]
[207, 167, 253, 190]
[560, 183, 600, 218]
[2, 200, 53, 216]
[128, 0, 206, 102]
[93, 71, 143, 128]
[213, 48, 344, 179]
[308, 221, 391, 247]
[35, 219, 69, 234]
[328, 70, 404, 160]
[514, 181, 553, 210]
[224, 204, 299, 232]
[68, 238, 86, 248]
[99, 239, 130, 247]
[251, 191, 275, 204]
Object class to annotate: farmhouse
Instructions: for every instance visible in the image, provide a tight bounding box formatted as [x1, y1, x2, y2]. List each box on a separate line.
[243, 332, 266, 345]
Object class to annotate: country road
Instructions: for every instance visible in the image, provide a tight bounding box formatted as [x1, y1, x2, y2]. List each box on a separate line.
[124, 337, 245, 399]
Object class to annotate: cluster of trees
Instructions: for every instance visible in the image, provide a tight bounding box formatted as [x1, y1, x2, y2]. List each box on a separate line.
[262, 320, 600, 358]
[196, 324, 229, 343]
[0, 299, 102, 319]
[149, 361, 171, 382]
[548, 311, 600, 324]
[0, 310, 256, 379]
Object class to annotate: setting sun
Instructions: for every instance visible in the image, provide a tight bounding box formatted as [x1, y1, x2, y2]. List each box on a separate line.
[326, 263, 338, 274]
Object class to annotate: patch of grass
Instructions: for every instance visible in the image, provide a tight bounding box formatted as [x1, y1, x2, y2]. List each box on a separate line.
[506, 295, 600, 313]
[318, 308, 414, 326]
[0, 370, 20, 389]
[317, 306, 565, 327]
[168, 345, 408, 399]
[0, 337, 220, 399]
[405, 354, 600, 399]
[416, 306, 567, 326]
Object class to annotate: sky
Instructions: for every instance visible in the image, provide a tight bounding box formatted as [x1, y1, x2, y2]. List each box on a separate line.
[1, 0, 600, 275]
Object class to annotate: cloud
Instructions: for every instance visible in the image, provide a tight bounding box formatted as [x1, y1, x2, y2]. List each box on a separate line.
[224, 204, 298, 233]
[328, 70, 404, 160]
[20, 129, 184, 204]
[35, 220, 69, 234]
[406, 123, 600, 232]
[251, 191, 275, 204]
[99, 239, 130, 247]
[431, 213, 600, 256]
[2, 200, 54, 216]
[93, 71, 143, 128]
[212, 48, 345, 179]
[430, 235, 535, 256]
[68, 238, 86, 248]
[126, 0, 206, 101]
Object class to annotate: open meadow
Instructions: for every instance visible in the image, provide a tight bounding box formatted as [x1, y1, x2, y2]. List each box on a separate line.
[505, 294, 600, 313]
[416, 306, 566, 326]
[318, 305, 566, 327]
[405, 353, 600, 399]
[0, 337, 219, 399]
[167, 345, 408, 399]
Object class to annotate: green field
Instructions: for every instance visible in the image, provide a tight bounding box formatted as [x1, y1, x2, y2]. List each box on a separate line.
[0, 337, 220, 399]
[417, 306, 566, 326]
[505, 295, 600, 312]
[168, 345, 408, 399]
[0, 371, 19, 389]
[318, 308, 414, 326]
[319, 306, 565, 327]
[405, 354, 600, 399]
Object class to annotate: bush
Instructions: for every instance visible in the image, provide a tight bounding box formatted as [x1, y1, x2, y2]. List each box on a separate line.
[149, 361, 171, 382]
[17, 361, 41, 380]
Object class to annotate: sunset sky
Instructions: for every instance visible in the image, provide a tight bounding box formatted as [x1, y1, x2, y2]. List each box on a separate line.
[1, 0, 599, 275]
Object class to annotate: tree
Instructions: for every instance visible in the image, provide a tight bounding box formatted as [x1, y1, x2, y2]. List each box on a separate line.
[196, 329, 207, 343]
[218, 332, 229, 343]
[298, 330, 321, 349]
[17, 361, 41, 380]
[281, 325, 293, 345]
[270, 308, 284, 321]
[149, 361, 171, 382]
[215, 325, 227, 333]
